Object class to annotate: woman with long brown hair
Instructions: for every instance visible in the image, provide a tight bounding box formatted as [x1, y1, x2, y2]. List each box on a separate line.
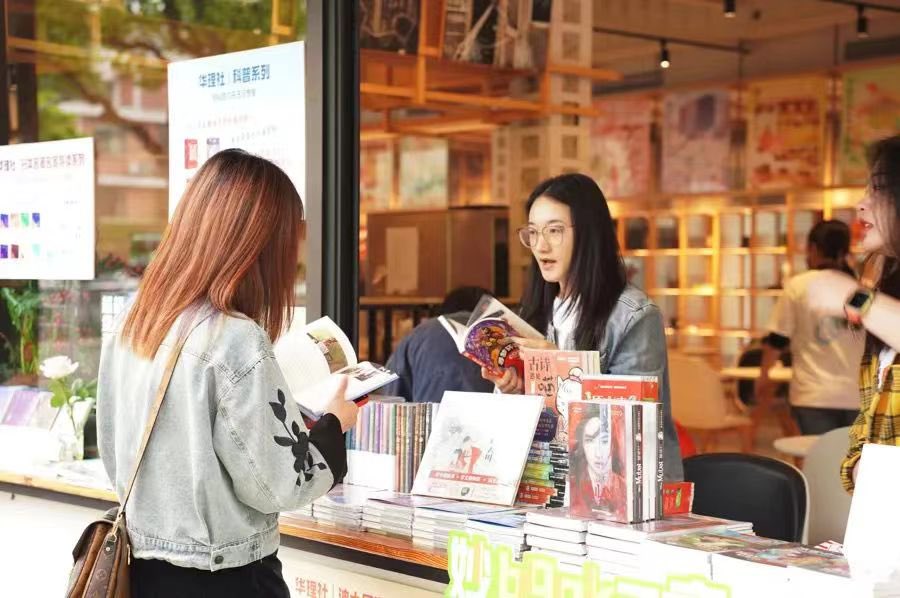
[97, 149, 357, 596]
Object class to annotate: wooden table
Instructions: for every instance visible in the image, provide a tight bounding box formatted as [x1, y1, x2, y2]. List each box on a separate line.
[0, 465, 447, 596]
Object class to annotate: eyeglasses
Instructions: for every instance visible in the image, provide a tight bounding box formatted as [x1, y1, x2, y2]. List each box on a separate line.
[517, 224, 573, 248]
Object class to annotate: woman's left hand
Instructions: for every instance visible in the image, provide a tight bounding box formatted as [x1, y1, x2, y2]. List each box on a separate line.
[511, 336, 557, 351]
[806, 270, 859, 317]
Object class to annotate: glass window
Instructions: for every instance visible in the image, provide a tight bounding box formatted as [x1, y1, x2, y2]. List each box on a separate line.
[3, 1, 308, 385]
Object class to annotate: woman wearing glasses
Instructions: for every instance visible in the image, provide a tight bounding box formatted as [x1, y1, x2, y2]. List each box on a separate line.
[483, 173, 683, 481]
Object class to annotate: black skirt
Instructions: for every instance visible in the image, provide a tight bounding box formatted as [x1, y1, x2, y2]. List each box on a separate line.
[131, 552, 290, 598]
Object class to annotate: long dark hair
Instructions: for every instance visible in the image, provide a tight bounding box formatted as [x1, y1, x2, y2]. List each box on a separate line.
[808, 220, 854, 275]
[865, 135, 900, 354]
[520, 173, 626, 350]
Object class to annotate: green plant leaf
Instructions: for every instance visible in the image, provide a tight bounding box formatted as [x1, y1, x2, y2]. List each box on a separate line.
[50, 395, 65, 408]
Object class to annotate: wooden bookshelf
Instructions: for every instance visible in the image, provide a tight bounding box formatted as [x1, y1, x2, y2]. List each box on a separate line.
[609, 186, 865, 367]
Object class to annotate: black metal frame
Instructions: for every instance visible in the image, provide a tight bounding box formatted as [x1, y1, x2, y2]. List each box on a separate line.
[306, 0, 360, 345]
[0, 0, 9, 145]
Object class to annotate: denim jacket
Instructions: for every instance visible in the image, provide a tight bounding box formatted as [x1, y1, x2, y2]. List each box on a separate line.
[553, 285, 684, 481]
[97, 305, 346, 571]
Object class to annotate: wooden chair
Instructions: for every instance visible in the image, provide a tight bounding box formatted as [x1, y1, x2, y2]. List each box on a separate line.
[669, 352, 754, 453]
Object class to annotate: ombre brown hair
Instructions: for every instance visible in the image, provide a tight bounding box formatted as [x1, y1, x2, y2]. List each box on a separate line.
[123, 149, 303, 357]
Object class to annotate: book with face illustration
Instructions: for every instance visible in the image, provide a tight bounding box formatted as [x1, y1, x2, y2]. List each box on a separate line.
[438, 295, 543, 377]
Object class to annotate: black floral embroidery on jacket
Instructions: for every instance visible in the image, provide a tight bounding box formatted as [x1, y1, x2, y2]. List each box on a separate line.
[269, 389, 327, 486]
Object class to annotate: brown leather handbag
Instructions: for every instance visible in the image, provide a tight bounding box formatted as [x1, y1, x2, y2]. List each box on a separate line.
[66, 332, 190, 598]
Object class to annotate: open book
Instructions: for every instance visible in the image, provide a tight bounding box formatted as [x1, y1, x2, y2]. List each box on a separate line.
[274, 316, 398, 419]
[438, 295, 544, 376]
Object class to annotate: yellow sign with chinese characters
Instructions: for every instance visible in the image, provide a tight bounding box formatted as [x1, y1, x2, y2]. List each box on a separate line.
[446, 531, 732, 598]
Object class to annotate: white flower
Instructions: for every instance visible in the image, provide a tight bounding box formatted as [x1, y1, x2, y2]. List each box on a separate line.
[40, 356, 79, 380]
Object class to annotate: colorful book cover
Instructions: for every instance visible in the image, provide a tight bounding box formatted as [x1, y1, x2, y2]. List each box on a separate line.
[568, 400, 634, 523]
[653, 529, 785, 553]
[522, 349, 602, 443]
[746, 77, 828, 190]
[663, 481, 694, 516]
[411, 392, 544, 505]
[840, 64, 900, 185]
[582, 375, 659, 402]
[661, 89, 732, 193]
[587, 513, 735, 542]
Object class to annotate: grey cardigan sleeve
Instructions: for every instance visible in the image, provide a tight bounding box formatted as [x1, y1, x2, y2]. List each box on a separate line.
[212, 355, 346, 514]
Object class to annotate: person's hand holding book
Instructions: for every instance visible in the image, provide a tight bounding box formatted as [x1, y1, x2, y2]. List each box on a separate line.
[324, 375, 359, 432]
[482, 366, 524, 394]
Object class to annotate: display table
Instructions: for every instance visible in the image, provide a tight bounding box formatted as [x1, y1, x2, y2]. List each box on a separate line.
[0, 462, 446, 597]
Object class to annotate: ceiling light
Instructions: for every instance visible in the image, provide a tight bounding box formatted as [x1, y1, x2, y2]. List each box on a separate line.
[659, 40, 671, 69]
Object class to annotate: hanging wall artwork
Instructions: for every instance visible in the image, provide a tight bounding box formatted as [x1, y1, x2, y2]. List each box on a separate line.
[746, 77, 828, 190]
[590, 97, 653, 199]
[840, 64, 900, 185]
[399, 137, 449, 208]
[662, 89, 731, 193]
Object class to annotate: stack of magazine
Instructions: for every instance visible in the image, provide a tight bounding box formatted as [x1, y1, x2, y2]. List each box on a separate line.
[464, 511, 530, 560]
[524, 509, 594, 570]
[412, 502, 519, 550]
[585, 514, 753, 578]
[361, 492, 448, 538]
[310, 485, 382, 531]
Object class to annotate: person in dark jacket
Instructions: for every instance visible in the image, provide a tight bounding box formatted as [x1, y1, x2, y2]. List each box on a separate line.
[381, 286, 495, 403]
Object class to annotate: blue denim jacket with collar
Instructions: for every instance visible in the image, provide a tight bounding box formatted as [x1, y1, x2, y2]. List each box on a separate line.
[552, 285, 684, 481]
[97, 306, 345, 571]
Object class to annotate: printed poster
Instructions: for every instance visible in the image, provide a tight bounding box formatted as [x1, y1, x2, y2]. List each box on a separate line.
[0, 137, 95, 280]
[590, 98, 653, 198]
[840, 64, 900, 185]
[167, 42, 305, 216]
[399, 137, 449, 208]
[662, 89, 731, 193]
[746, 77, 828, 189]
[412, 392, 543, 505]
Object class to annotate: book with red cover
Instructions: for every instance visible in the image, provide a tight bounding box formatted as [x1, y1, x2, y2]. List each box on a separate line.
[568, 400, 638, 523]
[522, 349, 601, 439]
[662, 481, 694, 516]
[582, 375, 659, 402]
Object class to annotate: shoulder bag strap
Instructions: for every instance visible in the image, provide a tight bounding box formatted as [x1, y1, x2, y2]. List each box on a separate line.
[117, 326, 193, 516]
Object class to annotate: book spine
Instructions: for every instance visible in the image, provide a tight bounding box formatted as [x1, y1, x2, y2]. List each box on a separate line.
[642, 402, 653, 521]
[393, 405, 400, 492]
[633, 403, 642, 523]
[655, 403, 663, 521]
[407, 404, 414, 492]
[399, 407, 407, 492]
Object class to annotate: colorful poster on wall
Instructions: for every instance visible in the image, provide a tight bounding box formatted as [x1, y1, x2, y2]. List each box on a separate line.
[840, 64, 900, 185]
[0, 137, 95, 280]
[399, 137, 449, 208]
[590, 98, 653, 198]
[662, 90, 731, 193]
[360, 141, 393, 212]
[746, 77, 828, 190]
[167, 42, 305, 216]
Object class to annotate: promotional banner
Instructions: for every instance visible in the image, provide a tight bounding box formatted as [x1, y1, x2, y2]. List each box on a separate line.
[590, 98, 654, 199]
[0, 137, 95, 280]
[746, 77, 828, 190]
[840, 64, 900, 185]
[661, 90, 731, 194]
[167, 42, 305, 216]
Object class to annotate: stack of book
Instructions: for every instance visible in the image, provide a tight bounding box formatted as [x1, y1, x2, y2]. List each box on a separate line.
[283, 504, 314, 522]
[412, 502, 519, 550]
[786, 549, 900, 596]
[641, 529, 785, 579]
[522, 348, 602, 508]
[524, 508, 593, 570]
[345, 401, 439, 493]
[465, 511, 530, 560]
[361, 492, 448, 538]
[311, 485, 381, 531]
[585, 513, 753, 578]
[516, 439, 557, 506]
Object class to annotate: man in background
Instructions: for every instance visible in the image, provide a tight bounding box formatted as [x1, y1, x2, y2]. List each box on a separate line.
[381, 286, 495, 403]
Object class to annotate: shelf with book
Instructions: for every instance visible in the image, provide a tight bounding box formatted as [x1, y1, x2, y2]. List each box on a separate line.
[610, 186, 865, 366]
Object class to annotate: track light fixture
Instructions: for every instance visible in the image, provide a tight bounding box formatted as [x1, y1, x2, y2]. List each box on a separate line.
[724, 0, 736, 18]
[857, 4, 869, 38]
[659, 40, 671, 69]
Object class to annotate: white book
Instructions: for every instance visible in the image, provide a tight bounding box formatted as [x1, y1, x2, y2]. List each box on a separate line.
[586, 513, 736, 542]
[585, 534, 642, 555]
[526, 535, 587, 556]
[532, 547, 588, 568]
[586, 546, 641, 568]
[525, 508, 594, 532]
[524, 523, 587, 544]
[412, 392, 544, 506]
[274, 316, 398, 418]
